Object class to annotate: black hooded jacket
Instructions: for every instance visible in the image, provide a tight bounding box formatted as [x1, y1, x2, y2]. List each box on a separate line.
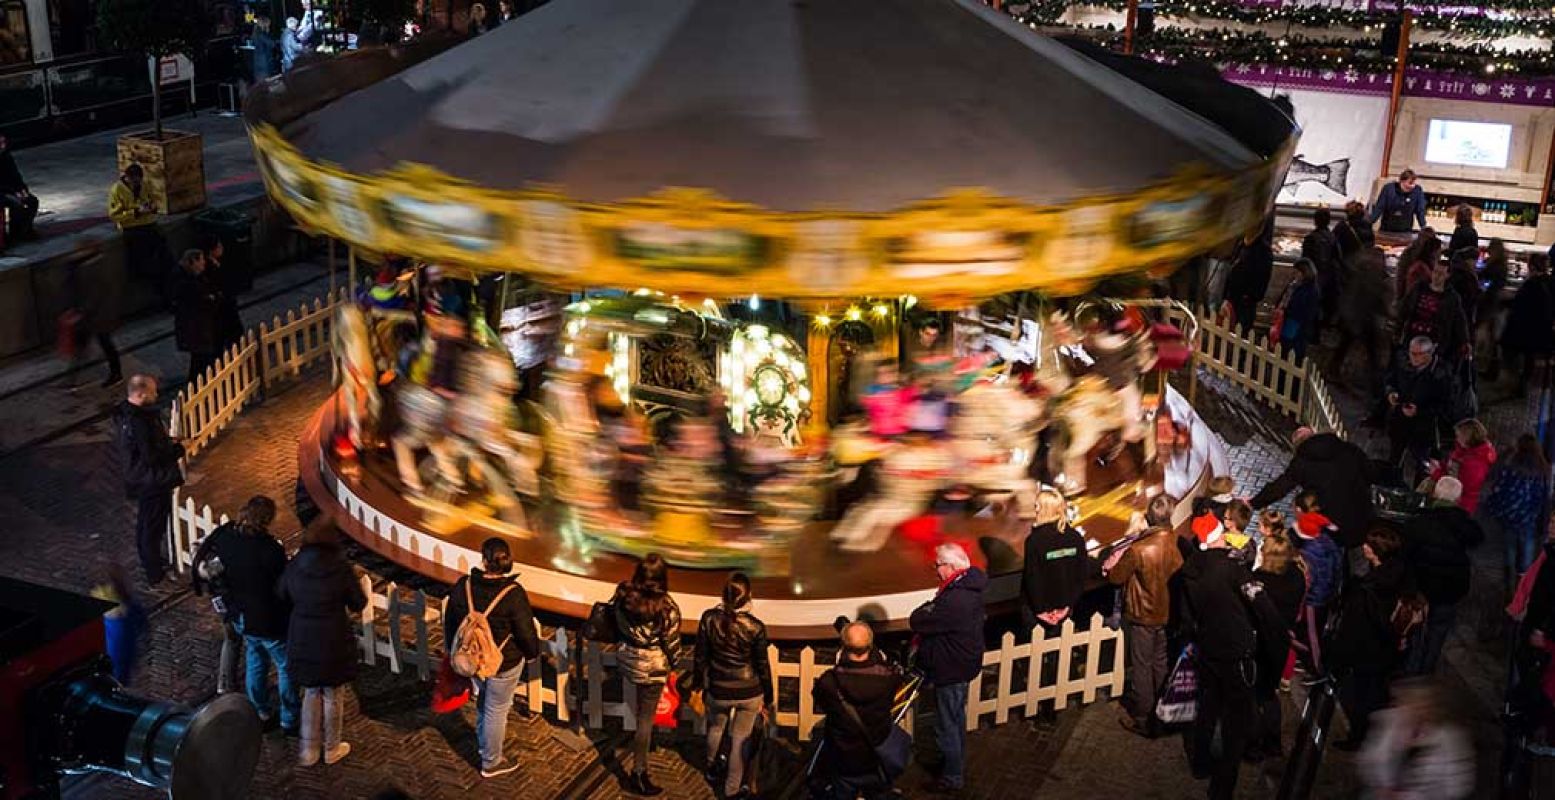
[112, 400, 184, 499]
[1251, 432, 1374, 546]
[279, 542, 367, 687]
[1403, 505, 1484, 606]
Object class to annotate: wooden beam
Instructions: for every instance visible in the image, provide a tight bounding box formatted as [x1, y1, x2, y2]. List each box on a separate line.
[1379, 10, 1413, 180]
[1541, 125, 1555, 213]
[1124, 0, 1140, 55]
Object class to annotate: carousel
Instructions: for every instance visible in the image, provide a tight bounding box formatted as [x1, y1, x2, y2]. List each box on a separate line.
[247, 0, 1293, 638]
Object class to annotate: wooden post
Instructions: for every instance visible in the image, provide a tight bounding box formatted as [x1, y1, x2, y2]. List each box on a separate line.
[806, 324, 830, 434]
[1123, 0, 1140, 55]
[1540, 126, 1555, 213]
[1379, 10, 1413, 180]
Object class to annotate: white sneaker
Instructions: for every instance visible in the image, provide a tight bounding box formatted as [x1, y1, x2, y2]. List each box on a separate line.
[323, 742, 351, 765]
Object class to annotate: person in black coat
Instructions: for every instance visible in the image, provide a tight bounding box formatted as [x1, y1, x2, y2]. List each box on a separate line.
[1224, 220, 1275, 336]
[279, 521, 367, 767]
[1020, 490, 1090, 637]
[1252, 426, 1375, 551]
[812, 621, 904, 799]
[1501, 253, 1555, 395]
[1180, 529, 1269, 799]
[909, 544, 986, 794]
[1384, 337, 1453, 469]
[201, 233, 244, 355]
[191, 496, 296, 731]
[0, 134, 39, 243]
[443, 538, 540, 778]
[112, 375, 185, 585]
[171, 249, 224, 383]
[1447, 204, 1479, 259]
[1250, 532, 1306, 761]
[1402, 478, 1483, 677]
[693, 573, 773, 798]
[1330, 528, 1414, 750]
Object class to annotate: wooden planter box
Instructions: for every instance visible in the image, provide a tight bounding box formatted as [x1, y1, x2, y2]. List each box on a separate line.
[116, 130, 207, 215]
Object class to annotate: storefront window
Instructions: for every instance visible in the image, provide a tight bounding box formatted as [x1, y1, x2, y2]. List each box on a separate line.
[0, 1, 32, 67]
[47, 0, 92, 58]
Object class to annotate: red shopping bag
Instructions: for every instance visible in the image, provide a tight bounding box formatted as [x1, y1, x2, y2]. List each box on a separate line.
[653, 678, 681, 728]
[430, 655, 472, 713]
[57, 309, 83, 358]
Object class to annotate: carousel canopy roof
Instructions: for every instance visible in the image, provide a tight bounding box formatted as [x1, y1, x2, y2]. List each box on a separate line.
[283, 0, 1266, 211]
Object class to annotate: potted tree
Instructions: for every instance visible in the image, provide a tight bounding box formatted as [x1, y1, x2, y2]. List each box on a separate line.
[96, 0, 210, 214]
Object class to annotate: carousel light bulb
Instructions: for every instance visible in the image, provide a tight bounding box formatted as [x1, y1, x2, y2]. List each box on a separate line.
[749, 294, 761, 310]
[563, 343, 575, 357]
[633, 287, 652, 296]
[793, 362, 807, 379]
[814, 314, 832, 328]
[797, 386, 811, 403]
[871, 304, 890, 319]
[903, 295, 918, 309]
[748, 324, 770, 340]
[774, 352, 790, 369]
[744, 389, 758, 405]
[845, 306, 863, 321]
[784, 396, 800, 413]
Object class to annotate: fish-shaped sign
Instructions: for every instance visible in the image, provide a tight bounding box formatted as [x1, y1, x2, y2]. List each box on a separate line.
[1281, 156, 1350, 197]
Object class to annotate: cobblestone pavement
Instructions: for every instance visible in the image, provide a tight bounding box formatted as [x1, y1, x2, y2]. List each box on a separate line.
[4, 350, 1527, 799]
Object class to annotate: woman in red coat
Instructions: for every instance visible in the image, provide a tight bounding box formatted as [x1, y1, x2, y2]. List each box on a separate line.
[1431, 419, 1496, 514]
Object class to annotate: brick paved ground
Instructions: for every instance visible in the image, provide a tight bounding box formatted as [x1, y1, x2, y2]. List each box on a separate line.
[5, 345, 1529, 799]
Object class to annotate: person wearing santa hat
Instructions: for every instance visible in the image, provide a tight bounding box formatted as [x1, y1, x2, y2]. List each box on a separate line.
[1291, 492, 1344, 674]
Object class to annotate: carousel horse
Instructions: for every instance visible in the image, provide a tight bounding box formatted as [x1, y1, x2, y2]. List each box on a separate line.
[831, 434, 953, 552]
[950, 381, 1044, 516]
[445, 348, 542, 531]
[1049, 375, 1127, 496]
[333, 306, 382, 449]
[391, 383, 456, 494]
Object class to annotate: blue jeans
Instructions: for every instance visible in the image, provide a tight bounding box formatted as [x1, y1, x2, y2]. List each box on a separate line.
[1505, 521, 1540, 581]
[934, 682, 969, 788]
[1405, 601, 1458, 676]
[239, 622, 298, 728]
[476, 662, 524, 769]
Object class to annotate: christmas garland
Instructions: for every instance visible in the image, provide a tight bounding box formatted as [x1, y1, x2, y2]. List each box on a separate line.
[1005, 1, 1555, 40]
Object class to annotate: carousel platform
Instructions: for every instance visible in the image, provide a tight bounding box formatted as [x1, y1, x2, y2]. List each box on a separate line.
[300, 386, 1226, 640]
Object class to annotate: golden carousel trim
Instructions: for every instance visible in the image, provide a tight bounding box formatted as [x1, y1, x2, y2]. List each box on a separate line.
[249, 123, 1293, 300]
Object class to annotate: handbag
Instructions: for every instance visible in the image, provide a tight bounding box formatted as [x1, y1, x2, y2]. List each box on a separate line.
[834, 690, 913, 782]
[430, 655, 472, 713]
[581, 600, 619, 644]
[654, 678, 682, 728]
[1155, 645, 1200, 724]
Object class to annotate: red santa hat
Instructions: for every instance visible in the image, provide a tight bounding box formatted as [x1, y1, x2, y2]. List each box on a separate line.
[1295, 511, 1336, 541]
[1191, 512, 1224, 549]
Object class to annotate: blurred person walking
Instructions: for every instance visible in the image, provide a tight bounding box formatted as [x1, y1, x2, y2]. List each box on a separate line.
[172, 249, 223, 383]
[1330, 528, 1415, 750]
[1357, 679, 1474, 800]
[280, 521, 367, 767]
[1501, 253, 1554, 397]
[1301, 209, 1341, 337]
[1481, 434, 1552, 589]
[1401, 478, 1483, 676]
[60, 251, 123, 390]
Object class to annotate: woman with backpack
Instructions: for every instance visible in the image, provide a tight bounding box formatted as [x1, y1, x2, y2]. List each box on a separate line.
[613, 553, 682, 796]
[443, 537, 540, 779]
[279, 520, 367, 767]
[692, 573, 773, 800]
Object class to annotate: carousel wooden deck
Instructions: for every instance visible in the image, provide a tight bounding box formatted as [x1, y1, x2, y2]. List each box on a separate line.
[301, 392, 1221, 640]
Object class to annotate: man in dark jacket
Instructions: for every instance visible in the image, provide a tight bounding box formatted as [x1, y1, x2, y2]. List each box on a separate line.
[191, 496, 295, 731]
[1330, 528, 1413, 749]
[1180, 526, 1281, 799]
[1224, 221, 1274, 336]
[812, 621, 904, 799]
[1303, 208, 1341, 334]
[1370, 168, 1427, 233]
[443, 537, 540, 778]
[0, 134, 39, 243]
[1385, 336, 1453, 469]
[909, 543, 986, 793]
[1252, 426, 1375, 551]
[1104, 504, 1184, 737]
[113, 375, 184, 585]
[1402, 478, 1483, 676]
[172, 249, 223, 382]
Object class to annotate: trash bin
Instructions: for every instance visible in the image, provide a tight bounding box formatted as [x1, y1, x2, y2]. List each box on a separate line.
[193, 208, 255, 295]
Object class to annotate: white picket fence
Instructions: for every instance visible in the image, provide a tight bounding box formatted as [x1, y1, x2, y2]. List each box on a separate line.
[353, 571, 1122, 740]
[170, 290, 341, 458]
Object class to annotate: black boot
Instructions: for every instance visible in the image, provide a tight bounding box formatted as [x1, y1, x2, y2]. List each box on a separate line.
[626, 771, 664, 796]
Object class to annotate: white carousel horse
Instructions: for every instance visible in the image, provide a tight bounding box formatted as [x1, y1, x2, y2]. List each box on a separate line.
[831, 438, 953, 552]
[951, 382, 1043, 516]
[1049, 375, 1126, 496]
[333, 306, 382, 449]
